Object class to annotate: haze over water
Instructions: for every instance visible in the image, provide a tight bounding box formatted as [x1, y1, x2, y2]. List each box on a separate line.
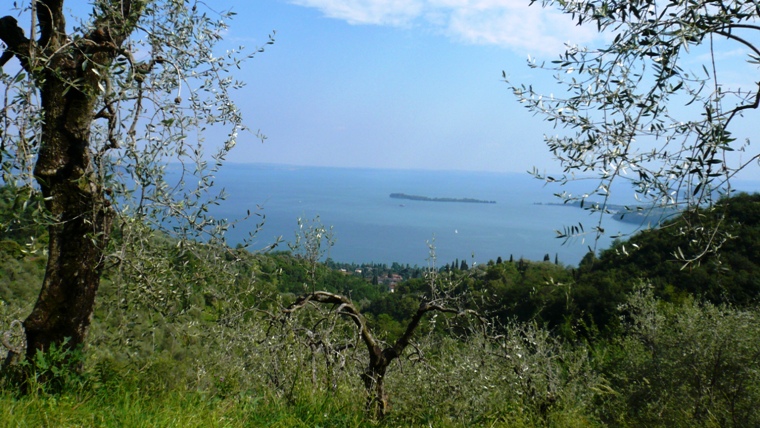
[205, 163, 664, 267]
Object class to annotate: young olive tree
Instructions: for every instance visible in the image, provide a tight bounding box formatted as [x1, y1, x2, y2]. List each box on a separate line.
[280, 237, 483, 419]
[0, 0, 270, 372]
[512, 0, 760, 261]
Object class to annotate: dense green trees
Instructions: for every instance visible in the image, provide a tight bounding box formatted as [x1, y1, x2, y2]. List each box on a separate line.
[579, 193, 760, 305]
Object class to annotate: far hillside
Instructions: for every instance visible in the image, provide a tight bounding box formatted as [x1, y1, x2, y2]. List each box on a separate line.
[578, 192, 760, 304]
[561, 192, 760, 334]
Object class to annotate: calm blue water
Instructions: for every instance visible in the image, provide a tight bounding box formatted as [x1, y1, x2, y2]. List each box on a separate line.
[202, 163, 660, 267]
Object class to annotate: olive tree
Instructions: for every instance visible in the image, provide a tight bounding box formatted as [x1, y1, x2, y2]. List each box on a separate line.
[511, 0, 760, 261]
[0, 0, 270, 372]
[283, 290, 483, 419]
[278, 233, 484, 419]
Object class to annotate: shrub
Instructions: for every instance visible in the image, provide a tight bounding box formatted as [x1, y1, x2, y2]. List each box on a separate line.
[600, 286, 760, 427]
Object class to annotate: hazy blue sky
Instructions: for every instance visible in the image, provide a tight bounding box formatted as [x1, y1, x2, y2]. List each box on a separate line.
[214, 0, 760, 179]
[8, 1, 759, 178]
[225, 0, 601, 173]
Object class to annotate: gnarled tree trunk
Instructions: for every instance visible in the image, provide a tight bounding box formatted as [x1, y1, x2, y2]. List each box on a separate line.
[285, 291, 477, 418]
[0, 0, 141, 371]
[25, 91, 113, 363]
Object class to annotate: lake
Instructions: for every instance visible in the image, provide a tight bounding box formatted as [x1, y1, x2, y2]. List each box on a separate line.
[201, 163, 669, 267]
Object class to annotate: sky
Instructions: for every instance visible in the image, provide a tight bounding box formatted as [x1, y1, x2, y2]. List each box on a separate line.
[5, 1, 760, 178]
[214, 0, 760, 179]
[217, 0, 604, 173]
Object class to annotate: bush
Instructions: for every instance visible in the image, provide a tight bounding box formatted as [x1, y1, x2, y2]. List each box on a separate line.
[599, 286, 760, 427]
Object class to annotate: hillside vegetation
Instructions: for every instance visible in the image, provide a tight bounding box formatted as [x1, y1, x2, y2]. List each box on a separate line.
[1, 190, 760, 426]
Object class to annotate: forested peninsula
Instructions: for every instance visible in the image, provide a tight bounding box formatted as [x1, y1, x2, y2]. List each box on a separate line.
[390, 193, 496, 204]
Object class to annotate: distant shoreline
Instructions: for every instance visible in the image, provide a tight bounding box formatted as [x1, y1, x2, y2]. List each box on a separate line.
[534, 201, 678, 225]
[390, 193, 496, 204]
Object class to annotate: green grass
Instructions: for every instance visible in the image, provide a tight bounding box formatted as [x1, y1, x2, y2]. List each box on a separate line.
[0, 376, 604, 427]
[0, 386, 376, 428]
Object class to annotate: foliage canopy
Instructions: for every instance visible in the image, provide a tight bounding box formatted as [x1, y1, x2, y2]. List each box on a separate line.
[514, 0, 760, 261]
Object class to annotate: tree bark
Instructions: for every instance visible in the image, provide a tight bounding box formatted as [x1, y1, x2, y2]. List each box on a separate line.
[24, 4, 113, 363]
[285, 291, 475, 419]
[0, 0, 141, 371]
[25, 84, 113, 361]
